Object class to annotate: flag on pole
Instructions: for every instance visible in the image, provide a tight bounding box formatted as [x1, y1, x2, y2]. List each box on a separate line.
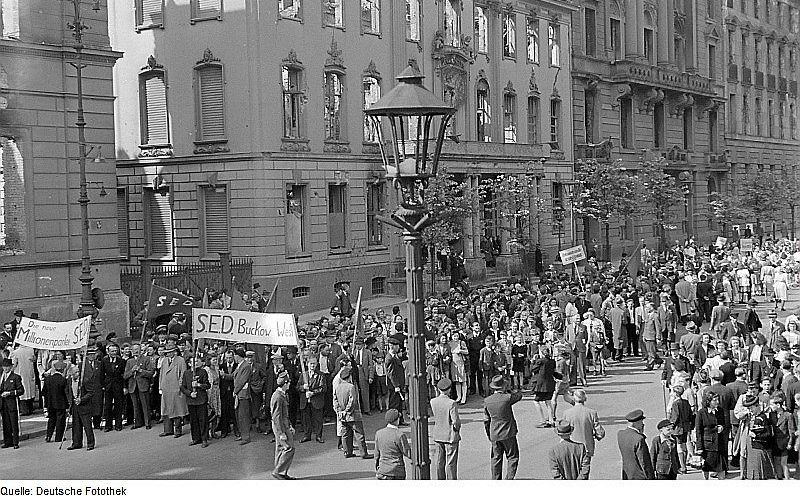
[146, 283, 197, 320]
[626, 240, 643, 278]
[264, 279, 280, 313]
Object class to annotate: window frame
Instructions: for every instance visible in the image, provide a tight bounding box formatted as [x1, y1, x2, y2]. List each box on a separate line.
[584, 7, 596, 57]
[360, 0, 381, 35]
[138, 57, 171, 149]
[327, 183, 348, 251]
[190, 0, 223, 24]
[117, 187, 130, 260]
[193, 51, 227, 147]
[502, 89, 517, 143]
[527, 95, 540, 144]
[198, 183, 231, 258]
[324, 69, 347, 143]
[549, 97, 561, 150]
[405, 0, 421, 42]
[620, 97, 634, 149]
[502, 10, 517, 59]
[281, 52, 307, 144]
[143, 186, 174, 261]
[474, 5, 488, 54]
[278, 0, 303, 22]
[362, 63, 382, 145]
[366, 181, 385, 247]
[444, 0, 462, 47]
[135, 0, 165, 32]
[476, 79, 491, 142]
[322, 0, 345, 29]
[285, 183, 309, 256]
[526, 16, 540, 64]
[548, 21, 560, 67]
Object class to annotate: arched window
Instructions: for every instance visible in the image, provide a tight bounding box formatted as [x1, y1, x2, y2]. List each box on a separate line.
[0, 136, 25, 254]
[139, 56, 170, 149]
[643, 10, 656, 64]
[362, 61, 381, 143]
[476, 79, 491, 142]
[609, 1, 622, 60]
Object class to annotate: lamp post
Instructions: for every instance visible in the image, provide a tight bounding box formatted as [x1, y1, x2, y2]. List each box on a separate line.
[679, 170, 693, 241]
[366, 61, 455, 480]
[67, 0, 102, 343]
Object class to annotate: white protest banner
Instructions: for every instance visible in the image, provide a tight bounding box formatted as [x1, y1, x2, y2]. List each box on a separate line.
[740, 238, 754, 252]
[559, 245, 586, 265]
[192, 308, 299, 346]
[15, 316, 91, 350]
[715, 236, 727, 248]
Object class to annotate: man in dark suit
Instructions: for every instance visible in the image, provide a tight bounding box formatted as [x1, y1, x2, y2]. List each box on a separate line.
[246, 350, 268, 433]
[483, 375, 523, 480]
[100, 343, 126, 432]
[0, 358, 24, 448]
[67, 347, 101, 451]
[650, 419, 680, 479]
[180, 355, 210, 447]
[548, 420, 591, 479]
[283, 347, 301, 426]
[298, 357, 326, 443]
[742, 299, 761, 335]
[123, 343, 155, 430]
[218, 350, 238, 438]
[764, 310, 785, 351]
[385, 338, 405, 425]
[706, 369, 733, 473]
[232, 348, 252, 445]
[617, 409, 654, 480]
[661, 343, 690, 388]
[42, 361, 70, 443]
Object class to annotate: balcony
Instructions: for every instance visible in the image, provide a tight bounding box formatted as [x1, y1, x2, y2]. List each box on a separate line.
[768, 74, 776, 91]
[728, 63, 738, 82]
[791, 80, 798, 97]
[742, 67, 752, 86]
[439, 140, 552, 161]
[609, 60, 716, 97]
[756, 71, 765, 88]
[575, 139, 613, 162]
[779, 77, 788, 93]
[707, 151, 728, 165]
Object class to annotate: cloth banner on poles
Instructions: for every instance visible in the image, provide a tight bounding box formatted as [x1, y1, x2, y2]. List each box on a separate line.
[192, 308, 299, 345]
[146, 283, 197, 320]
[14, 316, 91, 350]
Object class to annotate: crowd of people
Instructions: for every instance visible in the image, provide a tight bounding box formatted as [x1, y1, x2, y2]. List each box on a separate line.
[1, 237, 800, 480]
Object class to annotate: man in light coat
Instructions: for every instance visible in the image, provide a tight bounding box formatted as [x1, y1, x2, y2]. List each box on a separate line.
[333, 367, 373, 459]
[675, 275, 696, 323]
[158, 344, 187, 438]
[271, 371, 296, 480]
[232, 348, 252, 445]
[123, 343, 155, 429]
[563, 388, 604, 473]
[431, 378, 461, 480]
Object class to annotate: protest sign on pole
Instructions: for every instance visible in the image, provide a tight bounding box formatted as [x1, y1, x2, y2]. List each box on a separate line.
[14, 316, 91, 350]
[740, 238, 754, 252]
[559, 245, 586, 266]
[714, 236, 727, 248]
[192, 308, 299, 346]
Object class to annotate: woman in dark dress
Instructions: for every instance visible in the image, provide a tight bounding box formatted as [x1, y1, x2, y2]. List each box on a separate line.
[695, 392, 726, 480]
[530, 347, 556, 428]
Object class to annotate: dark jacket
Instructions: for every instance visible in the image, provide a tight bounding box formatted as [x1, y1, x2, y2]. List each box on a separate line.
[483, 391, 523, 442]
[669, 398, 694, 436]
[67, 365, 100, 416]
[695, 407, 724, 453]
[0, 371, 24, 412]
[123, 355, 155, 393]
[298, 370, 326, 410]
[42, 372, 70, 410]
[650, 435, 680, 478]
[661, 355, 690, 386]
[707, 383, 734, 429]
[530, 356, 557, 393]
[100, 356, 126, 392]
[180, 367, 210, 406]
[617, 427, 655, 480]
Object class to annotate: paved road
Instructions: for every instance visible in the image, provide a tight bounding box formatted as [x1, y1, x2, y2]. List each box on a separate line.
[3, 288, 798, 480]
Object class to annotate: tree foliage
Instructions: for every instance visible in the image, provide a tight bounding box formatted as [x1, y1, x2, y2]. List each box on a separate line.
[479, 173, 546, 253]
[737, 173, 786, 222]
[421, 167, 476, 250]
[573, 159, 638, 223]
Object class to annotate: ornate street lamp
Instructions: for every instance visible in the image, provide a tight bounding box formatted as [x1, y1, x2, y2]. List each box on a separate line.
[366, 61, 455, 480]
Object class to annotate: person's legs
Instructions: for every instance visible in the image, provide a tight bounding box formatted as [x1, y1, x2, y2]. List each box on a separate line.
[173, 416, 183, 437]
[435, 441, 447, 479]
[341, 421, 354, 456]
[353, 421, 369, 456]
[237, 399, 251, 442]
[504, 437, 519, 480]
[490, 440, 504, 480]
[54, 409, 67, 442]
[188, 405, 201, 443]
[131, 391, 144, 428]
[162, 414, 174, 436]
[446, 441, 459, 479]
[103, 391, 114, 431]
[301, 406, 312, 440]
[199, 403, 209, 444]
[46, 410, 56, 440]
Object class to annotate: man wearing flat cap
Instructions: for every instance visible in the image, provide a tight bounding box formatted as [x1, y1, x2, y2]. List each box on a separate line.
[650, 420, 680, 479]
[246, 350, 268, 434]
[271, 371, 295, 479]
[483, 375, 522, 480]
[431, 378, 461, 479]
[333, 367, 372, 459]
[232, 348, 253, 445]
[617, 409, 654, 479]
[548, 420, 591, 479]
[374, 409, 411, 480]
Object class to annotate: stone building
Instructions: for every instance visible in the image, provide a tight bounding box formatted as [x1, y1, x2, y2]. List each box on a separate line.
[110, 0, 574, 314]
[0, 0, 128, 333]
[722, 0, 800, 239]
[571, 0, 728, 257]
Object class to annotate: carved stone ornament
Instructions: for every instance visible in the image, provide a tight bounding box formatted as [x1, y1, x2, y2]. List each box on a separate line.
[615, 83, 633, 101]
[433, 30, 474, 108]
[638, 87, 665, 114]
[323, 141, 351, 153]
[280, 139, 311, 152]
[363, 60, 380, 79]
[670, 93, 694, 117]
[698, 98, 722, 117]
[197, 48, 220, 66]
[142, 55, 164, 72]
[282, 49, 303, 68]
[504, 80, 516, 95]
[138, 146, 174, 158]
[529, 68, 540, 95]
[194, 143, 230, 154]
[325, 38, 345, 71]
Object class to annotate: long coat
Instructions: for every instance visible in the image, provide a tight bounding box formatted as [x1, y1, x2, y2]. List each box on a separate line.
[159, 355, 188, 417]
[617, 427, 654, 480]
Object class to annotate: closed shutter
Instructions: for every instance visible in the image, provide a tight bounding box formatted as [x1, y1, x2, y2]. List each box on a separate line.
[197, 65, 225, 141]
[328, 185, 346, 249]
[194, 0, 221, 19]
[203, 187, 229, 254]
[146, 189, 173, 259]
[143, 72, 169, 145]
[117, 189, 129, 258]
[140, 0, 164, 26]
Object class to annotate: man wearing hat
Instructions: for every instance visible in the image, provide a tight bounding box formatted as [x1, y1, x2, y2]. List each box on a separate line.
[0, 357, 24, 448]
[123, 343, 155, 430]
[158, 343, 188, 438]
[181, 355, 210, 447]
[10, 309, 23, 339]
[374, 409, 411, 480]
[661, 343, 690, 388]
[385, 337, 405, 425]
[764, 309, 785, 351]
[548, 420, 591, 479]
[246, 350, 268, 434]
[483, 375, 522, 480]
[232, 348, 253, 444]
[218, 350, 239, 438]
[617, 409, 654, 479]
[431, 378, 461, 480]
[650, 420, 680, 479]
[66, 351, 100, 451]
[42, 360, 70, 443]
[271, 371, 296, 479]
[742, 299, 762, 335]
[333, 367, 372, 459]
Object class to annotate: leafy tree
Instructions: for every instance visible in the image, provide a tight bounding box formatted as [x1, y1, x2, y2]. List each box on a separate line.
[573, 159, 638, 261]
[737, 173, 787, 242]
[634, 158, 684, 252]
[707, 191, 747, 237]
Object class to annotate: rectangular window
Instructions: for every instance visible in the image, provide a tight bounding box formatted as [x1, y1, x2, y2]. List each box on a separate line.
[741, 33, 747, 68]
[526, 17, 540, 63]
[551, 182, 564, 236]
[405, 0, 420, 41]
[503, 93, 517, 143]
[584, 89, 597, 143]
[584, 8, 596, 56]
[140, 71, 169, 146]
[548, 22, 560, 66]
[708, 44, 716, 80]
[683, 107, 694, 150]
[742, 94, 750, 134]
[366, 183, 384, 246]
[136, 0, 164, 29]
[755, 97, 762, 135]
[324, 0, 344, 28]
[475, 6, 488, 53]
[709, 109, 718, 152]
[729, 94, 737, 134]
[444, 0, 461, 47]
[620, 98, 633, 149]
[191, 0, 221, 22]
[477, 84, 491, 142]
[328, 184, 347, 249]
[610, 18, 622, 61]
[549, 98, 561, 149]
[201, 185, 229, 255]
[363, 76, 381, 142]
[286, 185, 306, 254]
[768, 99, 774, 137]
[780, 101, 786, 139]
[1, 0, 20, 38]
[361, 0, 380, 34]
[143, 188, 173, 260]
[654, 102, 665, 148]
[503, 12, 516, 58]
[282, 66, 304, 139]
[527, 96, 539, 144]
[278, 0, 301, 19]
[644, 28, 654, 64]
[324, 72, 344, 141]
[755, 38, 760, 68]
[117, 188, 129, 259]
[195, 64, 226, 142]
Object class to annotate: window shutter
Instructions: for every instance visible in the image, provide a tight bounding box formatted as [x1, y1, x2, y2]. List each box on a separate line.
[198, 65, 225, 141]
[117, 189, 129, 257]
[140, 0, 164, 26]
[194, 0, 221, 18]
[143, 73, 169, 145]
[203, 187, 229, 254]
[146, 190, 173, 259]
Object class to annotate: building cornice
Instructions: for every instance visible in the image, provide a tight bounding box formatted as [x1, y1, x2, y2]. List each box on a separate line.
[0, 256, 123, 272]
[0, 40, 122, 66]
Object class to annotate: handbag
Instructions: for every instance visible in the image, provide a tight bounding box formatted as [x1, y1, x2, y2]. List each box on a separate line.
[601, 346, 612, 360]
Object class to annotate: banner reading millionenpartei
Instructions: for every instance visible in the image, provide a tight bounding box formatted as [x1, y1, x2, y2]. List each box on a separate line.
[14, 316, 91, 350]
[192, 308, 299, 346]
